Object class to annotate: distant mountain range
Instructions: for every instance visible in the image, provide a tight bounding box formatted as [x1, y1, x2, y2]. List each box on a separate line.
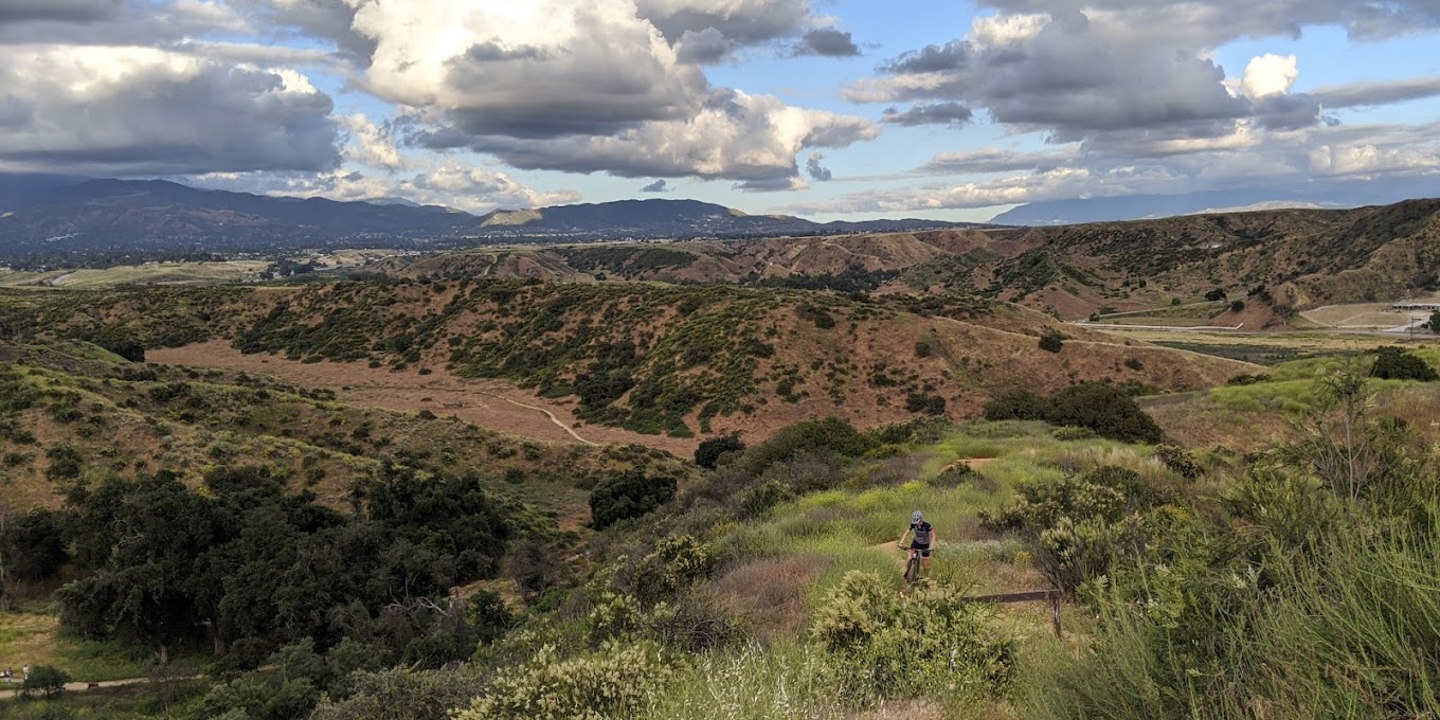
[990, 178, 1440, 225]
[0, 178, 985, 261]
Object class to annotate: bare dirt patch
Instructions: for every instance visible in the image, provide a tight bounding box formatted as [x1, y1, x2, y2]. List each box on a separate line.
[147, 341, 699, 457]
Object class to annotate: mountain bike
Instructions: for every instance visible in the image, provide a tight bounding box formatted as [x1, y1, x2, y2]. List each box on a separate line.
[898, 543, 923, 585]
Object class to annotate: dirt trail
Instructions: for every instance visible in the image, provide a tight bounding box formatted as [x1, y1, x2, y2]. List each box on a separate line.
[147, 341, 695, 456]
[0, 676, 166, 701]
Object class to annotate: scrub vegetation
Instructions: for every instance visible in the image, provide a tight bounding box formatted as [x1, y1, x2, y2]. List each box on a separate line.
[4, 271, 1440, 719]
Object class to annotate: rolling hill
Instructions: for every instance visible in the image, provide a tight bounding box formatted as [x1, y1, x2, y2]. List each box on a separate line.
[0, 179, 980, 261]
[0, 280, 1256, 444]
[367, 198, 1440, 323]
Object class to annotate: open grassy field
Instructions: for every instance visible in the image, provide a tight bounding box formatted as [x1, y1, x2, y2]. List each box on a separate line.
[0, 261, 270, 289]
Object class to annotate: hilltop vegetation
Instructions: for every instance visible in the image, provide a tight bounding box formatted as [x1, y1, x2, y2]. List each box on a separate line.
[4, 304, 1440, 720]
[366, 198, 1440, 323]
[4, 198, 1440, 720]
[0, 279, 1252, 443]
[8, 348, 1438, 720]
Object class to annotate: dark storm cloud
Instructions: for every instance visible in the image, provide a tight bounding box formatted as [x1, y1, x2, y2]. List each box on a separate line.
[641, 179, 669, 192]
[881, 102, 974, 127]
[0, 0, 121, 23]
[794, 29, 860, 57]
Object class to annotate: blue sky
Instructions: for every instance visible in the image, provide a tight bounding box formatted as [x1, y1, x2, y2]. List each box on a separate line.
[1, 0, 1439, 222]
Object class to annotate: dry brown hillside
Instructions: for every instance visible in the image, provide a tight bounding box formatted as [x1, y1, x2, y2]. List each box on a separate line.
[2, 281, 1257, 445]
[361, 199, 1440, 324]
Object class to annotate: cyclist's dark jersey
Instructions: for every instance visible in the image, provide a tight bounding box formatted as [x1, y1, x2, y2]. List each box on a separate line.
[910, 521, 932, 548]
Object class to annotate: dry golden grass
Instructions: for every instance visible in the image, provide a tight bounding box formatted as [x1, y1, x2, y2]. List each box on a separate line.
[713, 555, 826, 644]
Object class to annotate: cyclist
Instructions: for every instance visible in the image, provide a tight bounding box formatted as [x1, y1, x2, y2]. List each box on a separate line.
[899, 510, 935, 578]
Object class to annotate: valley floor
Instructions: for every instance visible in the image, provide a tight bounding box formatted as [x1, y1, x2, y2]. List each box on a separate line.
[147, 340, 700, 457]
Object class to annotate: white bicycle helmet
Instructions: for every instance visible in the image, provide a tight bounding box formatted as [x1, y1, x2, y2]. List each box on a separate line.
[911, 510, 924, 523]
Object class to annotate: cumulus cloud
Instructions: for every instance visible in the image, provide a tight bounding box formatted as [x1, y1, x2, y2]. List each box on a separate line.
[633, 0, 812, 47]
[352, 0, 703, 140]
[1237, 53, 1299, 99]
[787, 118, 1440, 216]
[881, 102, 974, 127]
[852, 1, 1440, 150]
[0, 45, 341, 176]
[342, 0, 878, 186]
[793, 29, 860, 57]
[427, 90, 879, 183]
[641, 179, 669, 192]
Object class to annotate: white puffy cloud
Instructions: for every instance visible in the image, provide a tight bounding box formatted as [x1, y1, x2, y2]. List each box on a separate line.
[1236, 53, 1298, 99]
[853, 1, 1440, 147]
[436, 89, 879, 181]
[341, 0, 876, 185]
[0, 44, 341, 176]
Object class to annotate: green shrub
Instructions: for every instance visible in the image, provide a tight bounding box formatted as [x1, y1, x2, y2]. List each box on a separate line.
[693, 434, 745, 469]
[1369, 346, 1438, 381]
[19, 665, 71, 698]
[810, 571, 1014, 706]
[631, 535, 718, 606]
[983, 388, 1049, 421]
[1154, 444, 1201, 479]
[1038, 330, 1065, 353]
[589, 469, 678, 529]
[981, 466, 1171, 593]
[739, 417, 873, 476]
[1050, 383, 1162, 444]
[453, 641, 674, 720]
[988, 384, 1162, 443]
[738, 480, 793, 517]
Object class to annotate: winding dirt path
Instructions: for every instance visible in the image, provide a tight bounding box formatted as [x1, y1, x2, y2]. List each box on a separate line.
[484, 393, 600, 446]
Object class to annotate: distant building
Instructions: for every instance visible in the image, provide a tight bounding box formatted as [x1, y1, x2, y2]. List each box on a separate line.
[1392, 301, 1440, 312]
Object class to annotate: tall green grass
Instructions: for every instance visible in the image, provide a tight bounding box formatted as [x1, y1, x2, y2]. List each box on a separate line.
[1022, 515, 1440, 720]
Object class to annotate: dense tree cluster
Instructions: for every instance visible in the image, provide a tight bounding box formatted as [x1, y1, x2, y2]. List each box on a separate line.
[1369, 346, 1438, 381]
[983, 383, 1164, 444]
[50, 465, 521, 663]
